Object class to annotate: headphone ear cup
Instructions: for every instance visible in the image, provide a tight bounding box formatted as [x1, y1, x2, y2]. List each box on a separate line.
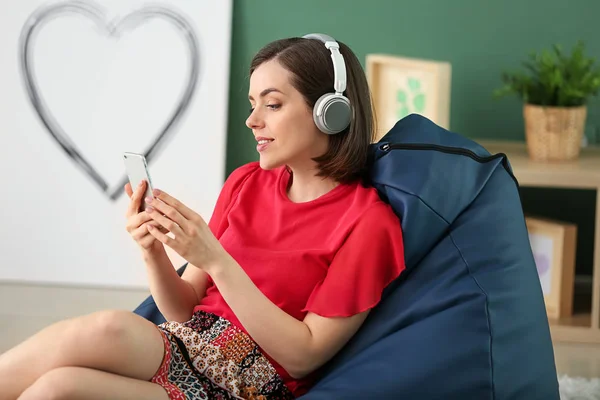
[313, 93, 351, 135]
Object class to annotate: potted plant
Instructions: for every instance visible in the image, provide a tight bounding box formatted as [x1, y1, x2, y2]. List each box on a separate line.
[494, 41, 600, 161]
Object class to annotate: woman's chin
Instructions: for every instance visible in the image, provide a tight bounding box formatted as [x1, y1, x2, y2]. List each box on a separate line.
[259, 156, 283, 170]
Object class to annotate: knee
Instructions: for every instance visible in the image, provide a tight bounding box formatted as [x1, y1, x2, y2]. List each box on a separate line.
[67, 310, 132, 349]
[92, 310, 131, 338]
[18, 368, 77, 400]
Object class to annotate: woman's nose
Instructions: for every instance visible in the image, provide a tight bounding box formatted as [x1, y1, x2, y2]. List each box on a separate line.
[246, 108, 265, 130]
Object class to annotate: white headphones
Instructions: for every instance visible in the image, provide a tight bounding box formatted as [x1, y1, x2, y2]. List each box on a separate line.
[302, 33, 352, 135]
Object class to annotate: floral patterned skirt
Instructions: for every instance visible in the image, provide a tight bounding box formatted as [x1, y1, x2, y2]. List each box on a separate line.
[151, 310, 295, 399]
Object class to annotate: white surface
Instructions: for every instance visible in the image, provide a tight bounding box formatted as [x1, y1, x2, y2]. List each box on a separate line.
[559, 375, 600, 400]
[0, 0, 232, 288]
[528, 232, 554, 295]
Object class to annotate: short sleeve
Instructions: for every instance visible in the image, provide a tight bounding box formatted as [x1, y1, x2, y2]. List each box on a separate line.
[208, 162, 260, 239]
[301, 203, 406, 317]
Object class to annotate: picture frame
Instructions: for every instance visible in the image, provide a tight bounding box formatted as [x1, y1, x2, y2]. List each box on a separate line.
[366, 54, 452, 141]
[525, 215, 577, 320]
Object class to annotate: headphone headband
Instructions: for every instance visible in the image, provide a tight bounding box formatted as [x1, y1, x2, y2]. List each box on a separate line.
[302, 33, 347, 94]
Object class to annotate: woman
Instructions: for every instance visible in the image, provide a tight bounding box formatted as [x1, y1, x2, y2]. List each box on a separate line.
[0, 34, 405, 399]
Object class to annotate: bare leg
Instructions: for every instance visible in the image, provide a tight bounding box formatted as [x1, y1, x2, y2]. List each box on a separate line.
[18, 366, 169, 400]
[0, 310, 166, 400]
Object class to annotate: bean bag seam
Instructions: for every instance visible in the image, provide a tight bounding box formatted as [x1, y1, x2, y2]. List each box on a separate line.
[448, 231, 496, 400]
[377, 183, 451, 226]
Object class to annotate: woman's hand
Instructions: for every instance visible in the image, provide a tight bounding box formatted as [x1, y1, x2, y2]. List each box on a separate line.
[144, 188, 229, 273]
[124, 181, 167, 253]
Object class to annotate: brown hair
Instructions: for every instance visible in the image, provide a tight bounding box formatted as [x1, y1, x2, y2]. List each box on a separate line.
[249, 36, 374, 184]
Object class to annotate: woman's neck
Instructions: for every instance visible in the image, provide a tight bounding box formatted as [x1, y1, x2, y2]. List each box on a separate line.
[285, 166, 339, 203]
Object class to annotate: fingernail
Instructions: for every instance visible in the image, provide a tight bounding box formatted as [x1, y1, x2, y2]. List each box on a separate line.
[145, 196, 153, 204]
[138, 180, 144, 188]
[153, 188, 161, 196]
[146, 206, 154, 213]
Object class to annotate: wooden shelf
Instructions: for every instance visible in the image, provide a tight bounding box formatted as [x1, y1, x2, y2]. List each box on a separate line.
[477, 140, 600, 344]
[550, 312, 592, 327]
[479, 140, 600, 189]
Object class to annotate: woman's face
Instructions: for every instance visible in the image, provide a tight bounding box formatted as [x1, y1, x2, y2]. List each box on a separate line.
[246, 59, 328, 171]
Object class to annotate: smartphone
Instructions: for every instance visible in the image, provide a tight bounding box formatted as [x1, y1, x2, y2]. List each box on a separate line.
[123, 152, 154, 212]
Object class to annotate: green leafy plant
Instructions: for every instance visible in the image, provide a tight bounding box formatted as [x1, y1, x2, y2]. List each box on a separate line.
[494, 41, 600, 107]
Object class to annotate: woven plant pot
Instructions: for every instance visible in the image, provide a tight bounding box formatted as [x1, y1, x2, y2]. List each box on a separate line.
[523, 104, 587, 161]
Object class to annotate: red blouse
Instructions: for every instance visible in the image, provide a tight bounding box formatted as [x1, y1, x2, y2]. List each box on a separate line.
[194, 162, 405, 396]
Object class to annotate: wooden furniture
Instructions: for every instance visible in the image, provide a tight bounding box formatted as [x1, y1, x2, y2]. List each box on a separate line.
[477, 140, 600, 344]
[525, 216, 578, 320]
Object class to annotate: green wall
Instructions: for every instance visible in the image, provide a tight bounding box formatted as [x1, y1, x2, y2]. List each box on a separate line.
[224, 0, 599, 278]
[225, 0, 600, 173]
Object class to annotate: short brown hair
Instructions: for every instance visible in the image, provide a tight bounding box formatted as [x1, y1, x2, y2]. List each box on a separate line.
[249, 36, 374, 184]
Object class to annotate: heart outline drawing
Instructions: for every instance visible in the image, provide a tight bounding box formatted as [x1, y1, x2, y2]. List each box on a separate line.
[18, 0, 201, 200]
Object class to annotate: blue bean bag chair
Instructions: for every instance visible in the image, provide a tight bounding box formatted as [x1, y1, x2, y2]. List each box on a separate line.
[134, 114, 559, 399]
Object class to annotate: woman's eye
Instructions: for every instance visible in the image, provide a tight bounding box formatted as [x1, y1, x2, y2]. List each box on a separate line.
[249, 104, 280, 114]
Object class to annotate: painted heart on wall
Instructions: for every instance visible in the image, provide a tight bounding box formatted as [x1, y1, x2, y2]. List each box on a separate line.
[18, 0, 200, 200]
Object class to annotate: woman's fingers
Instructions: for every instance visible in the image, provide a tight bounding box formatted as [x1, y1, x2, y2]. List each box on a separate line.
[126, 181, 147, 217]
[135, 223, 166, 250]
[138, 233, 158, 250]
[126, 212, 151, 233]
[131, 222, 168, 244]
[124, 182, 133, 198]
[127, 212, 170, 235]
[144, 198, 190, 234]
[148, 221, 169, 234]
[130, 224, 151, 241]
[151, 189, 200, 223]
[146, 206, 185, 237]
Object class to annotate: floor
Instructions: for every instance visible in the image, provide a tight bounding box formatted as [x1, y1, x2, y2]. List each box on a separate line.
[1, 282, 600, 380]
[0, 282, 149, 354]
